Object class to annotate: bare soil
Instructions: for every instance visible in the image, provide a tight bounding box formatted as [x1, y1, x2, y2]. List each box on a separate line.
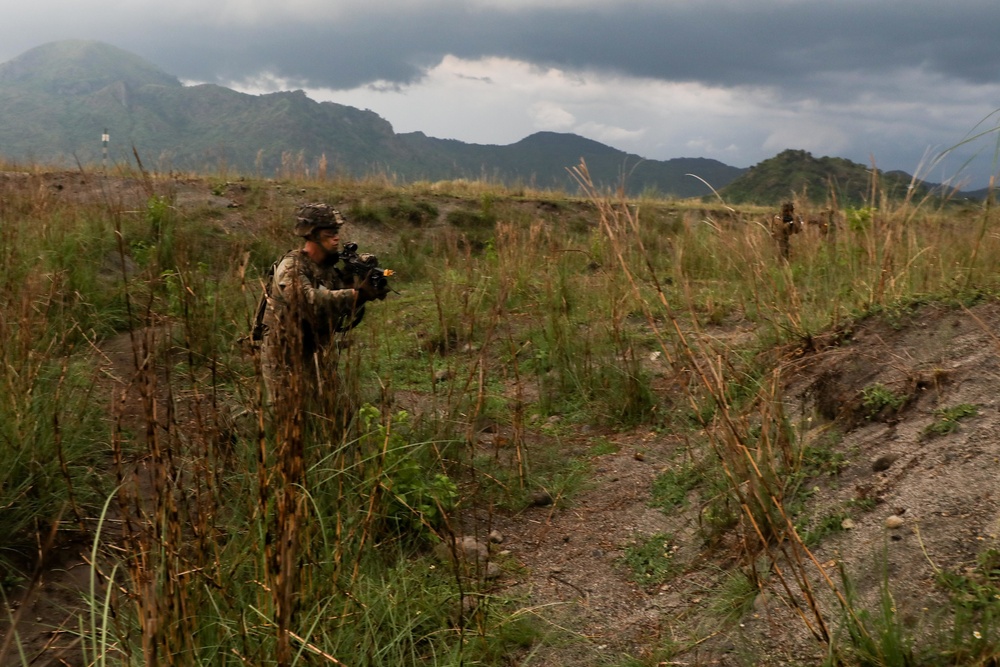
[472, 300, 1000, 666]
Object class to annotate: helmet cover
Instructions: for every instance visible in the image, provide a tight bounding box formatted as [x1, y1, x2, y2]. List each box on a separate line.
[294, 203, 345, 237]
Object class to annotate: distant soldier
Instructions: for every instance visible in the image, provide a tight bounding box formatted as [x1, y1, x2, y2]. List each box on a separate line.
[804, 208, 835, 236]
[258, 203, 386, 417]
[772, 201, 803, 258]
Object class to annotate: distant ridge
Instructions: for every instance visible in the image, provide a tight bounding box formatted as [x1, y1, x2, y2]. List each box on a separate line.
[0, 40, 980, 202]
[0, 40, 743, 197]
[398, 131, 745, 197]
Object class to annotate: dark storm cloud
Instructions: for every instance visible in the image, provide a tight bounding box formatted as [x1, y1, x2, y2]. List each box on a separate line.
[2, 0, 997, 186]
[117, 1, 1000, 95]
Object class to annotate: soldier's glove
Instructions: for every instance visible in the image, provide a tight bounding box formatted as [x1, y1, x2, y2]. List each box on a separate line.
[355, 273, 382, 302]
[359, 252, 378, 266]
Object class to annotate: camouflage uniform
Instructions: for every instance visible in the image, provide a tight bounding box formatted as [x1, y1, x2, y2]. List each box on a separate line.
[773, 201, 803, 259]
[260, 205, 366, 412]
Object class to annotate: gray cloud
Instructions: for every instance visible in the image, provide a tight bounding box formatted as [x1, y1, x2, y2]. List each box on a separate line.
[11, 1, 991, 93]
[115, 2, 1000, 93]
[2, 0, 999, 187]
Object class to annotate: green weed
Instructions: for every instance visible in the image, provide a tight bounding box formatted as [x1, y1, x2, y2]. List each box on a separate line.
[358, 406, 459, 539]
[797, 510, 850, 548]
[650, 462, 702, 511]
[860, 382, 906, 419]
[828, 558, 916, 666]
[621, 533, 679, 588]
[924, 403, 978, 437]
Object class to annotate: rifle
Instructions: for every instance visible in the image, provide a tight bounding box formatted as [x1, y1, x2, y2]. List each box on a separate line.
[338, 242, 395, 299]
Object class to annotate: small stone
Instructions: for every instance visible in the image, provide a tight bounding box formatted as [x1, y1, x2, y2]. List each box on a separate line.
[433, 535, 489, 563]
[529, 490, 554, 507]
[841, 518, 855, 530]
[485, 562, 502, 580]
[872, 453, 901, 472]
[634, 451, 646, 461]
[459, 536, 490, 561]
[488, 529, 504, 544]
[433, 369, 453, 384]
[885, 515, 905, 529]
[477, 419, 498, 434]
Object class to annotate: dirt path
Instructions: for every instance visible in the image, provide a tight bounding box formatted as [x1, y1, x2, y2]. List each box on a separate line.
[491, 441, 703, 664]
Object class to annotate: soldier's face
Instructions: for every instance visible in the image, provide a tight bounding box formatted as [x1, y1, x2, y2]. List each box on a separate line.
[316, 228, 340, 255]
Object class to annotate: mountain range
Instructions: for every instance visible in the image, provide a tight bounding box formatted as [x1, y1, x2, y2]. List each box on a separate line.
[0, 40, 986, 203]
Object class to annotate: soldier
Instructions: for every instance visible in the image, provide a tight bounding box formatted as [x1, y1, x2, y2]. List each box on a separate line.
[772, 201, 803, 259]
[258, 203, 385, 418]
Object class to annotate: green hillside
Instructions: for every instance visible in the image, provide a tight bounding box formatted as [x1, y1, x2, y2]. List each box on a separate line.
[0, 39, 179, 93]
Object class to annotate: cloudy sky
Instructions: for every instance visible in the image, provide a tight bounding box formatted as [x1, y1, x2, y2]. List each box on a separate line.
[4, 0, 1000, 188]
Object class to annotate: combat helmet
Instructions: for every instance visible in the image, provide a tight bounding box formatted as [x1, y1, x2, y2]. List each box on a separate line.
[294, 202, 346, 237]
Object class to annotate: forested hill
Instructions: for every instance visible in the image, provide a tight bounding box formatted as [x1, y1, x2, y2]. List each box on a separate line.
[719, 149, 935, 206]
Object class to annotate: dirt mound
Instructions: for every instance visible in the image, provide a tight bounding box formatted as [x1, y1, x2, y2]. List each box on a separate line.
[469, 299, 1000, 665]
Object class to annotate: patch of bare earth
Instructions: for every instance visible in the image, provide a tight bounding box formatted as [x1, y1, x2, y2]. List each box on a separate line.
[448, 300, 1000, 666]
[733, 299, 1000, 665]
[483, 438, 695, 665]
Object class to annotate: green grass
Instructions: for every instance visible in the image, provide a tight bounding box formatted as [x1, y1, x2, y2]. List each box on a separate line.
[707, 567, 760, 625]
[587, 436, 620, 457]
[828, 558, 916, 667]
[621, 533, 679, 588]
[650, 461, 702, 510]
